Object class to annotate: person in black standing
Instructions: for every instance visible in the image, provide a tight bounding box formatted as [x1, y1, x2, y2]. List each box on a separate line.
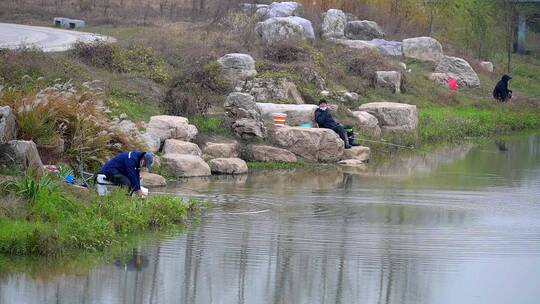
[493, 74, 513, 102]
[314, 99, 351, 149]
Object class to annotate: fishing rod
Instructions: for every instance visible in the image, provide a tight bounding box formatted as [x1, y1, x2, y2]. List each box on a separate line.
[354, 134, 416, 150]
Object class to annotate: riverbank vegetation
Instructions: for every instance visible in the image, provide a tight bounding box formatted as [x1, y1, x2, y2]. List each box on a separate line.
[0, 174, 199, 256]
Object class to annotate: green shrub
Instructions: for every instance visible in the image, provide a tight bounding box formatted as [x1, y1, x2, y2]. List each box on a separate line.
[162, 59, 232, 117]
[191, 117, 227, 135]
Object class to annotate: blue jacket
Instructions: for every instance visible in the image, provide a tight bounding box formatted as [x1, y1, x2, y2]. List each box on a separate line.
[314, 108, 339, 129]
[100, 151, 145, 191]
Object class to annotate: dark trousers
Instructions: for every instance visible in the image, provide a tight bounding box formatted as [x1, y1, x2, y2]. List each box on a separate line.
[105, 168, 132, 189]
[323, 125, 349, 146]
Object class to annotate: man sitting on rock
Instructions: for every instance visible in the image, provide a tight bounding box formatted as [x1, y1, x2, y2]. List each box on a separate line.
[99, 151, 154, 197]
[314, 99, 351, 149]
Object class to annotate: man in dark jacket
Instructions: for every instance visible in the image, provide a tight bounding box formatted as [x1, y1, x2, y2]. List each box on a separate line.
[314, 100, 351, 149]
[493, 74, 513, 102]
[100, 151, 154, 197]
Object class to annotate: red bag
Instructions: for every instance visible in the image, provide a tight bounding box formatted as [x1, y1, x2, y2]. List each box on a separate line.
[448, 79, 458, 91]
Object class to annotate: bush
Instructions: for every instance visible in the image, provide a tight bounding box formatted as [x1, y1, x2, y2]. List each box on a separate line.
[162, 59, 232, 117]
[264, 43, 309, 63]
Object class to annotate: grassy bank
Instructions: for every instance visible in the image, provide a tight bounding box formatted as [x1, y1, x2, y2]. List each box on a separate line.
[0, 175, 199, 256]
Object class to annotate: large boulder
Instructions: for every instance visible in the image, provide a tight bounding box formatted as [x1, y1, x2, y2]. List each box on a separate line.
[257, 103, 317, 126]
[358, 102, 418, 133]
[402, 37, 443, 62]
[255, 16, 315, 45]
[341, 146, 370, 162]
[375, 71, 402, 93]
[0, 106, 17, 144]
[208, 158, 248, 175]
[0, 140, 44, 172]
[232, 118, 267, 140]
[345, 20, 385, 40]
[225, 93, 267, 140]
[202, 141, 241, 159]
[332, 38, 402, 56]
[352, 111, 381, 138]
[256, 2, 303, 19]
[271, 126, 344, 161]
[163, 139, 202, 156]
[141, 172, 167, 187]
[162, 154, 211, 177]
[144, 115, 198, 152]
[241, 78, 304, 104]
[217, 53, 257, 83]
[321, 9, 347, 39]
[434, 56, 480, 88]
[244, 144, 298, 163]
[224, 92, 261, 121]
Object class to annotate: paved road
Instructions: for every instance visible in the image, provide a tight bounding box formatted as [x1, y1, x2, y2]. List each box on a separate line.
[0, 23, 114, 52]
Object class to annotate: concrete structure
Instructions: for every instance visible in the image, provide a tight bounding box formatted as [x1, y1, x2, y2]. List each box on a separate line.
[54, 17, 86, 29]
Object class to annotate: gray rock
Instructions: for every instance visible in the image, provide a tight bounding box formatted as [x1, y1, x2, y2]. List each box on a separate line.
[140, 172, 167, 187]
[321, 9, 347, 39]
[331, 38, 402, 56]
[245, 144, 298, 162]
[162, 154, 211, 177]
[255, 16, 315, 45]
[163, 139, 202, 156]
[479, 61, 494, 73]
[240, 3, 268, 13]
[217, 53, 257, 83]
[271, 126, 344, 161]
[232, 118, 267, 140]
[202, 141, 241, 159]
[358, 102, 418, 133]
[0, 140, 44, 172]
[352, 111, 381, 137]
[345, 20, 385, 40]
[0, 106, 17, 144]
[402, 36, 443, 62]
[241, 78, 304, 104]
[344, 92, 359, 103]
[208, 158, 248, 174]
[256, 2, 303, 19]
[434, 56, 480, 88]
[145, 115, 198, 150]
[256, 103, 317, 126]
[375, 71, 402, 93]
[224, 92, 261, 121]
[341, 146, 370, 162]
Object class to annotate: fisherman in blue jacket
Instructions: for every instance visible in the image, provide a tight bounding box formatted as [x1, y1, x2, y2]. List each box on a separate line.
[99, 151, 154, 197]
[314, 99, 351, 149]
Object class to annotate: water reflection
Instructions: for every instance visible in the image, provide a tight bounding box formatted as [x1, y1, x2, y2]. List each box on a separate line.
[1, 135, 540, 304]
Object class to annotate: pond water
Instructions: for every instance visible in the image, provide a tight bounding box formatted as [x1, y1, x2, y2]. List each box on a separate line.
[1, 135, 540, 304]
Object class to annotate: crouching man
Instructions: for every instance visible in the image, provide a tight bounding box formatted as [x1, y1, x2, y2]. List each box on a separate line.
[99, 151, 154, 197]
[314, 99, 351, 149]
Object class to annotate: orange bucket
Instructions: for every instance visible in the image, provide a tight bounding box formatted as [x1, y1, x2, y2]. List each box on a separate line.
[273, 113, 287, 126]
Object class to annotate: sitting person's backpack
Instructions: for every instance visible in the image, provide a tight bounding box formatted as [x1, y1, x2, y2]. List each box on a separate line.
[344, 125, 358, 146]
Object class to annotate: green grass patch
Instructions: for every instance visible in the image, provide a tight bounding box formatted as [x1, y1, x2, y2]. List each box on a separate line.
[109, 96, 160, 122]
[191, 117, 229, 135]
[0, 175, 200, 256]
[419, 107, 540, 143]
